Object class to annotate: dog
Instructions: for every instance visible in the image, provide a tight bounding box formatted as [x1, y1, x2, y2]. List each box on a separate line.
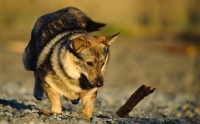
[23, 6, 119, 119]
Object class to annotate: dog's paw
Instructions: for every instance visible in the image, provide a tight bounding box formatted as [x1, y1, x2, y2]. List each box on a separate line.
[39, 109, 62, 116]
[33, 89, 44, 100]
[71, 97, 80, 105]
[33, 94, 43, 100]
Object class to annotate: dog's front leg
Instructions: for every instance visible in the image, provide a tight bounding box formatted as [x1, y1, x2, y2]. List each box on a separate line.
[42, 82, 61, 114]
[81, 93, 96, 119]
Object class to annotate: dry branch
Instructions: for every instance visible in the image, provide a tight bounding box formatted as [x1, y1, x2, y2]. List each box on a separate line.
[116, 84, 156, 118]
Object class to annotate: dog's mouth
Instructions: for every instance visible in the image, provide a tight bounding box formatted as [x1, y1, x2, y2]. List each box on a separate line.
[79, 74, 103, 90]
[79, 74, 95, 90]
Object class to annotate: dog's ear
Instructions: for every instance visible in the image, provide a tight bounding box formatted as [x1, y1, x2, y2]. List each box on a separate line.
[70, 37, 90, 53]
[99, 32, 120, 46]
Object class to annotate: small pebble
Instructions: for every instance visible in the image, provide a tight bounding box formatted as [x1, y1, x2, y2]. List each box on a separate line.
[92, 116, 99, 122]
[56, 117, 62, 121]
[50, 113, 57, 119]
[4, 112, 12, 116]
[24, 109, 31, 113]
[182, 103, 190, 111]
[31, 109, 39, 113]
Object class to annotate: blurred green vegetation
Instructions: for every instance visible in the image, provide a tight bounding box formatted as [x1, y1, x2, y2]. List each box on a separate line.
[0, 0, 200, 42]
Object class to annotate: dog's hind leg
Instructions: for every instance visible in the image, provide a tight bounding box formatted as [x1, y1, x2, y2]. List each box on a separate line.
[33, 72, 44, 100]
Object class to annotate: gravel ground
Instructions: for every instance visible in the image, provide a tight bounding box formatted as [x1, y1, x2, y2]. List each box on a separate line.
[0, 39, 200, 124]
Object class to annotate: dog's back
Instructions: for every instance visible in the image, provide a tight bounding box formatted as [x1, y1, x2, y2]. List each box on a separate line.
[23, 7, 106, 71]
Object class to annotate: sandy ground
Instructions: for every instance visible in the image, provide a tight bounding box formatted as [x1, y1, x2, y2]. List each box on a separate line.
[0, 39, 200, 123]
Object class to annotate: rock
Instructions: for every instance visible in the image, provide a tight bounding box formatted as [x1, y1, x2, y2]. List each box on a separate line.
[31, 109, 39, 113]
[24, 109, 31, 113]
[4, 112, 12, 117]
[56, 115, 62, 121]
[182, 103, 190, 111]
[92, 116, 99, 122]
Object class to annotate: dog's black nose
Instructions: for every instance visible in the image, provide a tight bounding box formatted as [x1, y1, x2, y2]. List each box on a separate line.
[96, 81, 103, 87]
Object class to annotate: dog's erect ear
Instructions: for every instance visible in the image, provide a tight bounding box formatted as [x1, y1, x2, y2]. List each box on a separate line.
[70, 37, 90, 53]
[99, 32, 120, 46]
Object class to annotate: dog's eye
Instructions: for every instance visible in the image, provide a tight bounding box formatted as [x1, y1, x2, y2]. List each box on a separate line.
[86, 62, 94, 67]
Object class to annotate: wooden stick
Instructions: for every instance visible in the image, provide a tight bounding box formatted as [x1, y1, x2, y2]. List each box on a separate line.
[116, 84, 156, 118]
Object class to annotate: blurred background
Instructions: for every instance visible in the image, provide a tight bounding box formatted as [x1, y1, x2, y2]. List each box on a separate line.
[0, 0, 200, 101]
[1, 0, 200, 41]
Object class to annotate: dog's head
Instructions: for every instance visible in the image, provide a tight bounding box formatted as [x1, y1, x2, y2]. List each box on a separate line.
[68, 33, 119, 89]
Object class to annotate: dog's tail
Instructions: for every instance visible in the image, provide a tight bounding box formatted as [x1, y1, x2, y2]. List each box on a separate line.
[68, 6, 106, 32]
[83, 19, 106, 32]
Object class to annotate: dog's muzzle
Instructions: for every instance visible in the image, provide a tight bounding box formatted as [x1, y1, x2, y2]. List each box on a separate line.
[79, 74, 104, 89]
